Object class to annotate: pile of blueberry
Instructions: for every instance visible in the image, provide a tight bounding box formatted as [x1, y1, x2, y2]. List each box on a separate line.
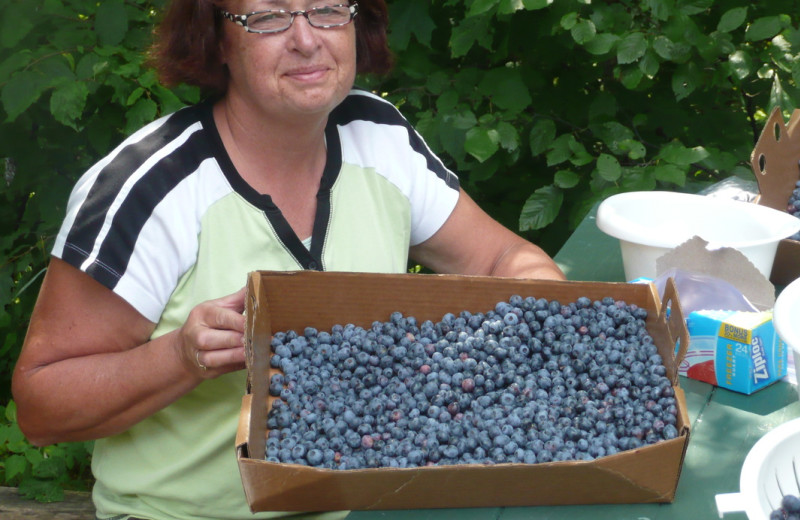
[772, 494, 800, 519]
[787, 179, 800, 241]
[265, 294, 680, 469]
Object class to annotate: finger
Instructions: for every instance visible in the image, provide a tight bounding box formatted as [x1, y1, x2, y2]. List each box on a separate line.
[214, 286, 247, 313]
[201, 346, 246, 369]
[195, 327, 245, 351]
[207, 288, 246, 332]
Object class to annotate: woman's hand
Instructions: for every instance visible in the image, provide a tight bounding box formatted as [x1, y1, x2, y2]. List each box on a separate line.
[176, 287, 247, 379]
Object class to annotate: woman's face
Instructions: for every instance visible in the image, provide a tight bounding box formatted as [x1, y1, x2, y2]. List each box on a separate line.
[219, 0, 357, 122]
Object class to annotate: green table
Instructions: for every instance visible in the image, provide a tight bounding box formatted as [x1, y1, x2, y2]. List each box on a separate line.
[346, 207, 800, 520]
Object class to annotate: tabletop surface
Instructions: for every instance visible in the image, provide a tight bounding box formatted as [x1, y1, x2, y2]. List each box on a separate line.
[345, 206, 800, 520]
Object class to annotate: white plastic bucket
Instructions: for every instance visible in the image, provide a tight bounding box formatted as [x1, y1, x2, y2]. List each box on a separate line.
[596, 191, 800, 281]
[716, 417, 800, 520]
[774, 276, 800, 397]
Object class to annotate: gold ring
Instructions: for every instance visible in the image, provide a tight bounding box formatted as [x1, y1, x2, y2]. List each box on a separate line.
[195, 350, 207, 371]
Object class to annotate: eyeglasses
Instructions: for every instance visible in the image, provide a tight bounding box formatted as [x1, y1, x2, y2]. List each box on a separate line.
[219, 3, 358, 34]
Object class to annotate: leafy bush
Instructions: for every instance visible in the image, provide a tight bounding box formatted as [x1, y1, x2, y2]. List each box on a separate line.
[375, 0, 799, 252]
[1, 0, 798, 502]
[0, 401, 93, 501]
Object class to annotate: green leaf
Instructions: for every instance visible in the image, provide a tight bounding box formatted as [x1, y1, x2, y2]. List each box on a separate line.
[24, 448, 44, 467]
[768, 75, 792, 117]
[445, 108, 478, 130]
[560, 12, 578, 31]
[619, 139, 647, 160]
[657, 141, 709, 165]
[498, 0, 525, 15]
[75, 52, 108, 80]
[792, 60, 800, 89]
[645, 0, 674, 22]
[522, 0, 553, 9]
[124, 98, 158, 135]
[745, 16, 785, 42]
[4, 401, 15, 423]
[126, 86, 145, 107]
[717, 7, 747, 33]
[529, 118, 556, 156]
[426, 71, 451, 96]
[639, 51, 660, 78]
[95, 0, 129, 47]
[728, 49, 753, 80]
[0, 3, 34, 49]
[619, 66, 644, 90]
[465, 126, 499, 162]
[450, 14, 494, 57]
[31, 456, 64, 480]
[568, 139, 593, 166]
[679, 0, 712, 16]
[546, 134, 574, 166]
[671, 63, 700, 101]
[620, 166, 656, 191]
[495, 121, 519, 152]
[6, 425, 27, 453]
[554, 169, 580, 189]
[151, 84, 186, 115]
[478, 68, 531, 112]
[18, 478, 64, 503]
[583, 33, 619, 55]
[654, 164, 686, 186]
[596, 153, 622, 182]
[50, 81, 89, 130]
[2, 71, 45, 122]
[0, 50, 32, 84]
[592, 121, 634, 149]
[617, 32, 647, 64]
[571, 19, 597, 45]
[4, 454, 27, 483]
[137, 69, 159, 89]
[467, 0, 500, 17]
[652, 35, 691, 63]
[519, 185, 563, 231]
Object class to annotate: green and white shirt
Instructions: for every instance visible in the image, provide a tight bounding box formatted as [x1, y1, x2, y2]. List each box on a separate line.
[51, 88, 460, 520]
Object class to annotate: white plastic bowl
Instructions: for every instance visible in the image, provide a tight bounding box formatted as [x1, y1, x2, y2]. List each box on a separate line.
[596, 191, 800, 281]
[716, 417, 800, 520]
[775, 277, 800, 398]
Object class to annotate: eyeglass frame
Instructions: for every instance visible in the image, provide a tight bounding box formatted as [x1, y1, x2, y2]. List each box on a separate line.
[219, 3, 359, 34]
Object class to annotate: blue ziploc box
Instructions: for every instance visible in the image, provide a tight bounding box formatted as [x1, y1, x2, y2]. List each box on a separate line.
[681, 310, 787, 394]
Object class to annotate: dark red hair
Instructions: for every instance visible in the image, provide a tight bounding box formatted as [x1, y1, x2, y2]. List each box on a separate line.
[149, 0, 393, 95]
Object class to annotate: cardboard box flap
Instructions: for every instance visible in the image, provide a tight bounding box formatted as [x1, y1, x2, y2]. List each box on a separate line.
[658, 277, 689, 386]
[752, 107, 800, 211]
[750, 107, 800, 285]
[244, 274, 270, 460]
[236, 394, 251, 450]
[238, 435, 688, 511]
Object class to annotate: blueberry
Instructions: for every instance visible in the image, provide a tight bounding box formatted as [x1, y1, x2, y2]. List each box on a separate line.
[783, 494, 800, 513]
[265, 294, 677, 469]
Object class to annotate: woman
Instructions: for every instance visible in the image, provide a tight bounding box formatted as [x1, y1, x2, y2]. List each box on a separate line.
[12, 0, 565, 519]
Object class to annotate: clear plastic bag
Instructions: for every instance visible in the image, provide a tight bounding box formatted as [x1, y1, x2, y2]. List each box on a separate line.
[652, 268, 758, 315]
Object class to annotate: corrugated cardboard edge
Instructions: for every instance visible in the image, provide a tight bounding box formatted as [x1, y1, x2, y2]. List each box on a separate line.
[751, 107, 800, 285]
[237, 271, 692, 511]
[752, 107, 800, 211]
[244, 273, 269, 461]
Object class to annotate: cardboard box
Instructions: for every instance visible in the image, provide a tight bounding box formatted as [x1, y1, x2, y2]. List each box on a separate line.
[681, 309, 787, 394]
[752, 107, 800, 286]
[237, 271, 691, 512]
